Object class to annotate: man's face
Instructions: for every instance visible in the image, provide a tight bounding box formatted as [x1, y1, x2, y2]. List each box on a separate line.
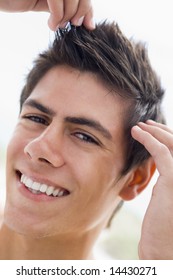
[5, 66, 129, 238]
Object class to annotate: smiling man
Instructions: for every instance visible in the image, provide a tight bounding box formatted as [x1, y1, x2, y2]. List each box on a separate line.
[0, 21, 164, 259]
[4, 65, 131, 259]
[1, 1, 173, 260]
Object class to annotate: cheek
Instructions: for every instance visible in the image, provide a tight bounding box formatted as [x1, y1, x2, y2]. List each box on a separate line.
[67, 150, 125, 226]
[69, 150, 121, 196]
[7, 136, 18, 163]
[68, 156, 121, 229]
[6, 129, 27, 170]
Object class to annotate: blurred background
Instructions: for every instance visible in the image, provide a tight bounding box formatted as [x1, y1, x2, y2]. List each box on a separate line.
[0, 0, 173, 259]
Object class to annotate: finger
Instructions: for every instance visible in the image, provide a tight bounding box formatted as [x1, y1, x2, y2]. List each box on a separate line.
[47, 0, 64, 30]
[71, 0, 95, 29]
[138, 122, 173, 154]
[146, 119, 173, 134]
[131, 125, 173, 177]
[31, 0, 49, 12]
[82, 7, 95, 29]
[60, 0, 79, 26]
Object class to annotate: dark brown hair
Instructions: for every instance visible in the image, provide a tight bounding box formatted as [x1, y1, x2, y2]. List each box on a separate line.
[20, 21, 165, 174]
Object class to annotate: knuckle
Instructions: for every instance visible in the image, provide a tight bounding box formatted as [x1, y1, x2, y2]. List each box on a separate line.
[76, 0, 91, 15]
[158, 142, 170, 155]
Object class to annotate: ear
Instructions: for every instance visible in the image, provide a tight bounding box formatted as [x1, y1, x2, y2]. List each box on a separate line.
[119, 158, 156, 201]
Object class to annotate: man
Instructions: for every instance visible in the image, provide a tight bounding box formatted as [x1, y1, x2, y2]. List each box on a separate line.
[0, 1, 173, 260]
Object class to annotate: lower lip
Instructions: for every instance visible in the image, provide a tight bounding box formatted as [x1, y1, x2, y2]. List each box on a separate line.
[18, 181, 59, 202]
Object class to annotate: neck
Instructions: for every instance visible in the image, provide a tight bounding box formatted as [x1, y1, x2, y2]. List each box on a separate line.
[0, 223, 100, 260]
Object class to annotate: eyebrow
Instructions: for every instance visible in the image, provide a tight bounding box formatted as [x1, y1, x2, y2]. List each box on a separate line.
[23, 99, 56, 116]
[65, 117, 112, 140]
[23, 99, 112, 140]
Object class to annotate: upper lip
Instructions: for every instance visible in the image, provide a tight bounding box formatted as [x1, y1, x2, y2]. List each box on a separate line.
[17, 169, 70, 193]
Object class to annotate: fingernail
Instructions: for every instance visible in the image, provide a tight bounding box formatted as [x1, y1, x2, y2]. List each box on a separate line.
[55, 25, 60, 31]
[77, 16, 84, 26]
[135, 125, 141, 129]
[132, 125, 142, 132]
[138, 122, 147, 128]
[89, 18, 96, 29]
[48, 15, 57, 31]
[146, 119, 155, 124]
[59, 21, 68, 29]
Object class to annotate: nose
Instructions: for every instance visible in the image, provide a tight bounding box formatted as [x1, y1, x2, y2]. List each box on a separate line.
[24, 128, 65, 168]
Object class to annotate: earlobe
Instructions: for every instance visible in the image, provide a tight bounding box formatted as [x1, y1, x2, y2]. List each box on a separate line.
[119, 158, 156, 201]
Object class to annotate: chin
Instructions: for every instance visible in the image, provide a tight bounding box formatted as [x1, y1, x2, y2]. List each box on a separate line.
[3, 206, 53, 239]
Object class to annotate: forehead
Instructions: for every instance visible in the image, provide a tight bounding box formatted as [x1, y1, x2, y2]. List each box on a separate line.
[28, 65, 129, 139]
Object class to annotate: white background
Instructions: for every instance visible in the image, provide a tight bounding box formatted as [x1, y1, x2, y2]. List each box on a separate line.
[0, 0, 173, 245]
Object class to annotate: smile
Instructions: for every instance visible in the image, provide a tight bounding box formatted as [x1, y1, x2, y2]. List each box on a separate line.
[21, 174, 69, 197]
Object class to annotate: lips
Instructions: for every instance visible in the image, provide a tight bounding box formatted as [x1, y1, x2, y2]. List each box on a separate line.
[20, 173, 69, 197]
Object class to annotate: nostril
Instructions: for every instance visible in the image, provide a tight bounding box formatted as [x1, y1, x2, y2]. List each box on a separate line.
[24, 142, 65, 167]
[39, 157, 52, 165]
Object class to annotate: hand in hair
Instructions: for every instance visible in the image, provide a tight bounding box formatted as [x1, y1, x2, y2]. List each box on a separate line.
[0, 0, 95, 30]
[132, 120, 173, 259]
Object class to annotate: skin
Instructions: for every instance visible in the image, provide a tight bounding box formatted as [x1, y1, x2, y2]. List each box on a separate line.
[0, 0, 95, 30]
[0, 66, 138, 259]
[1, 1, 173, 260]
[132, 122, 173, 259]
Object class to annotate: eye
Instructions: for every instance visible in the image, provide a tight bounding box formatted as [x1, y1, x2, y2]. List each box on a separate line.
[23, 115, 48, 125]
[74, 132, 99, 145]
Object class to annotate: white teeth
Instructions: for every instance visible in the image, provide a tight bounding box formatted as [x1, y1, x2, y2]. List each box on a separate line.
[46, 186, 55, 196]
[53, 188, 60, 197]
[30, 189, 40, 194]
[25, 178, 33, 188]
[58, 190, 64, 197]
[20, 174, 67, 197]
[22, 175, 28, 185]
[21, 174, 25, 183]
[32, 182, 41, 191]
[40, 184, 47, 193]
